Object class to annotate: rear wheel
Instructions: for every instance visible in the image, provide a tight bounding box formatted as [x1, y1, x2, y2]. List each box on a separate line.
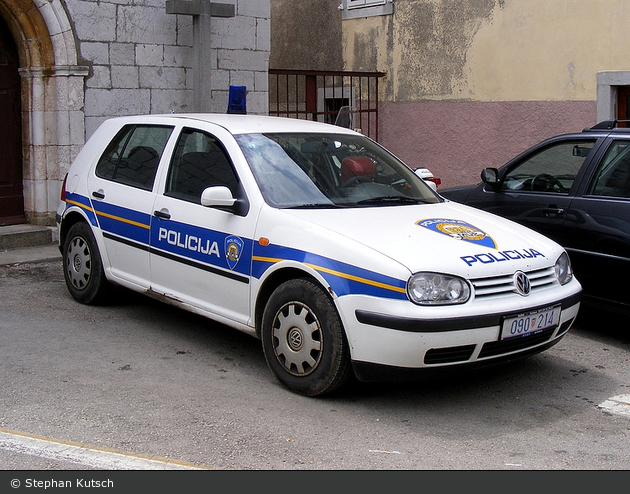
[261, 278, 351, 396]
[62, 222, 111, 304]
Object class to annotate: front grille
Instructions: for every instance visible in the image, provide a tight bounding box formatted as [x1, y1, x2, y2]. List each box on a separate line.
[424, 344, 476, 364]
[422, 318, 573, 365]
[479, 317, 574, 359]
[478, 327, 555, 358]
[556, 318, 573, 337]
[471, 266, 557, 300]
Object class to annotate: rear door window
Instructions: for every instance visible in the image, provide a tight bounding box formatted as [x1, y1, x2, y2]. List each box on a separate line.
[95, 125, 173, 190]
[587, 140, 630, 198]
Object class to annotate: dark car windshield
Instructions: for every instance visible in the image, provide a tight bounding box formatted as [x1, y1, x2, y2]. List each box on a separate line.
[235, 132, 441, 208]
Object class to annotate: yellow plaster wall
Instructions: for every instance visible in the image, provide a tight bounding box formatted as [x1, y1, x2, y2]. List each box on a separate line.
[462, 0, 630, 101]
[342, 0, 630, 103]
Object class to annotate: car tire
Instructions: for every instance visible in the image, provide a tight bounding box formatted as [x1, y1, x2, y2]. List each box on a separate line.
[261, 278, 351, 397]
[62, 222, 111, 305]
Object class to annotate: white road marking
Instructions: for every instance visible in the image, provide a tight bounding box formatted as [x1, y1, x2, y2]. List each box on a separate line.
[0, 429, 211, 470]
[598, 394, 630, 418]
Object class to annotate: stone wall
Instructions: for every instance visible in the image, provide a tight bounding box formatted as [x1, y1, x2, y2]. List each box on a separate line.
[3, 0, 270, 225]
[66, 0, 271, 138]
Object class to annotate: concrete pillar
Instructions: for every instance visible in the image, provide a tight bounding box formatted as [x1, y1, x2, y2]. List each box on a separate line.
[166, 1, 235, 112]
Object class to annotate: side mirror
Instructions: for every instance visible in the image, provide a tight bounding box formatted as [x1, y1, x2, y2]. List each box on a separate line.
[481, 168, 499, 185]
[201, 186, 236, 208]
[414, 167, 440, 191]
[572, 145, 591, 157]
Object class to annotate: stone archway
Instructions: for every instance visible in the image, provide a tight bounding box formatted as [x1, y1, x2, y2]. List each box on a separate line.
[0, 0, 88, 226]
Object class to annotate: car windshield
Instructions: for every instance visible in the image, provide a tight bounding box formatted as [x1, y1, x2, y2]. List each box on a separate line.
[235, 132, 441, 208]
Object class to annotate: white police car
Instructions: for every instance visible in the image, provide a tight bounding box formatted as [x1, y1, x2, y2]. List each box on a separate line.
[56, 114, 582, 396]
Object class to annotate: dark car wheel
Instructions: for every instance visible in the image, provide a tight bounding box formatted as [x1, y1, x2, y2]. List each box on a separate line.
[62, 222, 111, 305]
[261, 278, 351, 397]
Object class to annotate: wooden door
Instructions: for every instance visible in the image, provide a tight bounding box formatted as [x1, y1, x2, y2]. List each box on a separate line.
[617, 86, 630, 127]
[0, 17, 24, 225]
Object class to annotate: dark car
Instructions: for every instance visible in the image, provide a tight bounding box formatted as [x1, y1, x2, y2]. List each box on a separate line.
[441, 120, 630, 315]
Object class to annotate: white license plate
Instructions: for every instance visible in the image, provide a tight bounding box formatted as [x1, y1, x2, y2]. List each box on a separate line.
[501, 306, 560, 340]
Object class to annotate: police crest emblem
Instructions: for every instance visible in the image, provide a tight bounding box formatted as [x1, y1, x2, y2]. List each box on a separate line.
[225, 235, 244, 270]
[416, 218, 497, 249]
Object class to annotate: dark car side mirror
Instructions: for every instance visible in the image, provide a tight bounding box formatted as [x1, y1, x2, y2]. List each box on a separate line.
[572, 145, 591, 157]
[481, 167, 499, 185]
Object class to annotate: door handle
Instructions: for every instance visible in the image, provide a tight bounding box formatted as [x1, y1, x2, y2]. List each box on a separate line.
[543, 207, 564, 218]
[92, 190, 105, 199]
[153, 209, 171, 220]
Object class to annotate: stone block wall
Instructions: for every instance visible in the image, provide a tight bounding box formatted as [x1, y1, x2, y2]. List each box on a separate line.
[14, 0, 269, 225]
[64, 0, 270, 138]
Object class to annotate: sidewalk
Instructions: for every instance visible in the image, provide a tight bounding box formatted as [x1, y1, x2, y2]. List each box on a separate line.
[0, 243, 61, 266]
[0, 224, 61, 266]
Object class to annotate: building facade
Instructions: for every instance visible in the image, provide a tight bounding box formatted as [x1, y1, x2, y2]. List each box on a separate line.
[272, 0, 630, 188]
[0, 0, 270, 227]
[5, 0, 628, 227]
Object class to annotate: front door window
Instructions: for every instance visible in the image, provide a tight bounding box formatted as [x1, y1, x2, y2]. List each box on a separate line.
[500, 140, 595, 194]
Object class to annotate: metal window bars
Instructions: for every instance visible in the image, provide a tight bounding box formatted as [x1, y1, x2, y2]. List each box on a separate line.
[269, 69, 386, 142]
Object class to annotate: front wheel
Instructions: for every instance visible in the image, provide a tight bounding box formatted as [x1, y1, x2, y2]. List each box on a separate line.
[62, 222, 111, 304]
[261, 279, 351, 396]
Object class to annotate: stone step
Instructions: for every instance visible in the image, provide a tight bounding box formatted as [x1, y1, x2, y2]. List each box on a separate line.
[0, 224, 57, 251]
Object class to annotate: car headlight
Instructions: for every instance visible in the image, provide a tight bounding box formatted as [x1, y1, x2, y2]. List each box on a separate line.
[407, 272, 471, 305]
[554, 252, 573, 285]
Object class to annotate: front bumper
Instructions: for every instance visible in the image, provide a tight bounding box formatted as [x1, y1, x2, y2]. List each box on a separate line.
[337, 287, 581, 381]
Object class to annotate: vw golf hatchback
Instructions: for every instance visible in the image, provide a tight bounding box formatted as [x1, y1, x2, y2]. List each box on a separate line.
[57, 114, 582, 396]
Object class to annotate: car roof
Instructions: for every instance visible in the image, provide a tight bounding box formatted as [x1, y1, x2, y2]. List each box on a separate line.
[578, 120, 630, 137]
[104, 113, 360, 136]
[528, 121, 630, 144]
[584, 120, 630, 132]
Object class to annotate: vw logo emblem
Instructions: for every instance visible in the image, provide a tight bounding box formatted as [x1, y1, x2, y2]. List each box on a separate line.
[514, 271, 531, 296]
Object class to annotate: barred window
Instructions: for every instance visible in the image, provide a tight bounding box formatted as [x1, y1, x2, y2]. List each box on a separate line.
[340, 0, 393, 20]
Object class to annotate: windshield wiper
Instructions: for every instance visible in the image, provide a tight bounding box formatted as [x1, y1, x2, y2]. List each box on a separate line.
[287, 203, 341, 209]
[356, 196, 425, 206]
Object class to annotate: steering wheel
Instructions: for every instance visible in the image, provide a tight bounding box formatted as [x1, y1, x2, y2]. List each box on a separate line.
[340, 175, 371, 188]
[531, 174, 567, 193]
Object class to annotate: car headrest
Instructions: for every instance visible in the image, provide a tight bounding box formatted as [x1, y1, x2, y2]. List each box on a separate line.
[128, 146, 158, 164]
[340, 156, 377, 182]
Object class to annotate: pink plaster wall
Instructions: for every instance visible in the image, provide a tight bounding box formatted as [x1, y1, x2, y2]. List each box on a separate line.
[379, 100, 597, 188]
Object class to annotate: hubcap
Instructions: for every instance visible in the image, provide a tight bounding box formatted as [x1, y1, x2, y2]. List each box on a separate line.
[272, 301, 322, 376]
[73, 254, 83, 272]
[66, 236, 92, 290]
[288, 328, 303, 351]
